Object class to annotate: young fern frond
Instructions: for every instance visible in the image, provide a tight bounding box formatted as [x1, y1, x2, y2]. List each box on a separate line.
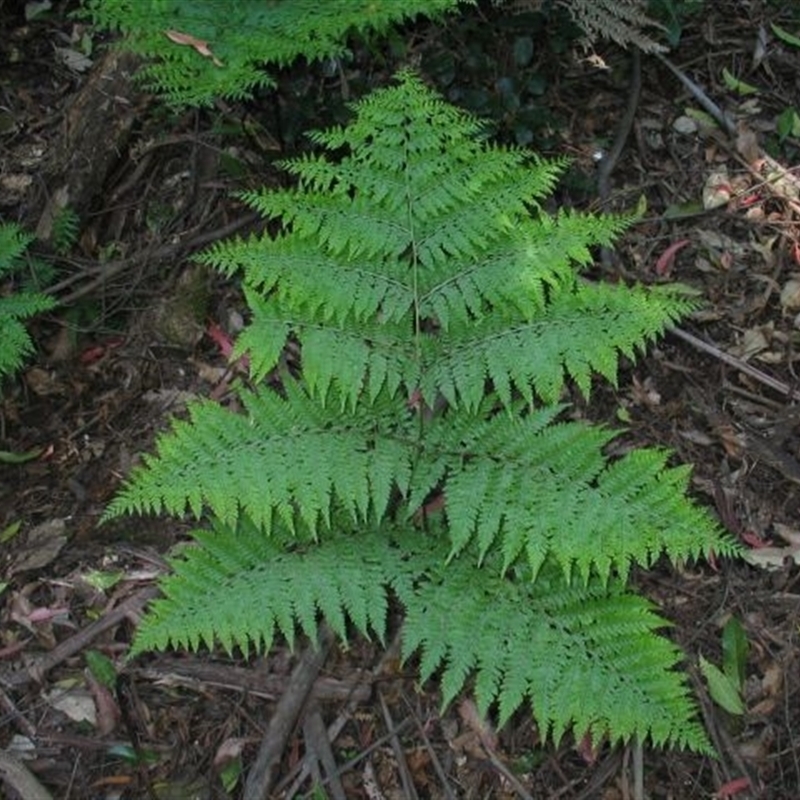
[114, 72, 735, 752]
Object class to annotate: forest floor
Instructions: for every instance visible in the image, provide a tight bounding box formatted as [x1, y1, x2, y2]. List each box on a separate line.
[1, 1, 799, 798]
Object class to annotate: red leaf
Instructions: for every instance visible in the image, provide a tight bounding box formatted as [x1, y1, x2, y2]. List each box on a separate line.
[207, 322, 234, 358]
[654, 239, 690, 277]
[741, 530, 770, 548]
[715, 776, 751, 798]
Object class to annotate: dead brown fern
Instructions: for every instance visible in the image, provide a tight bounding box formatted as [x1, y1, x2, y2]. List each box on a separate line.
[500, 0, 667, 52]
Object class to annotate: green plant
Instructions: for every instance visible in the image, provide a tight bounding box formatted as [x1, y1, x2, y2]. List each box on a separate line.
[84, 0, 678, 112]
[647, 0, 704, 47]
[699, 617, 748, 716]
[51, 205, 81, 256]
[502, 0, 668, 51]
[83, 0, 472, 107]
[0, 223, 56, 379]
[108, 72, 734, 751]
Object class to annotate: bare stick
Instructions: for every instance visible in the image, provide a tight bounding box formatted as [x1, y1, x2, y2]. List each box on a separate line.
[377, 689, 419, 800]
[654, 53, 736, 136]
[242, 625, 335, 800]
[46, 212, 260, 305]
[668, 326, 800, 403]
[0, 585, 160, 690]
[0, 751, 54, 800]
[303, 700, 347, 800]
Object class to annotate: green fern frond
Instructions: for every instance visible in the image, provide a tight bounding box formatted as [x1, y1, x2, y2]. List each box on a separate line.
[84, 0, 470, 107]
[0, 294, 55, 319]
[50, 206, 80, 256]
[115, 72, 735, 753]
[423, 280, 696, 408]
[132, 518, 710, 752]
[0, 222, 34, 275]
[0, 318, 37, 376]
[398, 536, 709, 751]
[0, 223, 56, 379]
[105, 382, 414, 533]
[131, 517, 397, 657]
[422, 410, 727, 581]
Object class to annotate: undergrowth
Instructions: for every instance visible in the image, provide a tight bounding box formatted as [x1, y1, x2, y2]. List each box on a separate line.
[0, 223, 55, 380]
[83, 0, 467, 107]
[84, 0, 670, 108]
[108, 71, 735, 752]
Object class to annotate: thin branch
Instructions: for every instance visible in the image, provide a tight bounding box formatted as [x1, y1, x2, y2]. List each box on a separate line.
[0, 585, 160, 690]
[668, 326, 800, 403]
[46, 212, 260, 305]
[0, 752, 54, 800]
[242, 624, 335, 800]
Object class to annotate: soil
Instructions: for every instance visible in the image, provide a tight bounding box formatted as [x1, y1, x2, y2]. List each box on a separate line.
[1, 1, 799, 799]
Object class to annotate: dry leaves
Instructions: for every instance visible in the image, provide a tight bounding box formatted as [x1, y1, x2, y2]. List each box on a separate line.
[165, 29, 223, 67]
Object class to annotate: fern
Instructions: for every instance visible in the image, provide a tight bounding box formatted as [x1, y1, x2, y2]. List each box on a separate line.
[51, 206, 80, 256]
[499, 0, 668, 53]
[84, 0, 671, 111]
[0, 223, 55, 379]
[558, 0, 667, 52]
[134, 517, 709, 751]
[110, 73, 735, 752]
[83, 0, 472, 107]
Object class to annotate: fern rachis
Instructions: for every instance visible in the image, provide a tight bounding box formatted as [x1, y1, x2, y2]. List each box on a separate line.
[110, 71, 735, 752]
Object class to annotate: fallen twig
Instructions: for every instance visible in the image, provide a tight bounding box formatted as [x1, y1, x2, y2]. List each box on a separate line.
[597, 47, 642, 271]
[136, 656, 371, 704]
[0, 751, 54, 800]
[654, 54, 800, 215]
[668, 326, 800, 403]
[403, 696, 459, 800]
[654, 52, 737, 136]
[242, 624, 335, 800]
[46, 212, 260, 305]
[597, 46, 642, 207]
[0, 585, 160, 690]
[377, 688, 419, 800]
[302, 699, 347, 800]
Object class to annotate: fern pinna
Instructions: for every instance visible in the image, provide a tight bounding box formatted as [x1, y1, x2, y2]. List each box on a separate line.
[108, 71, 734, 752]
